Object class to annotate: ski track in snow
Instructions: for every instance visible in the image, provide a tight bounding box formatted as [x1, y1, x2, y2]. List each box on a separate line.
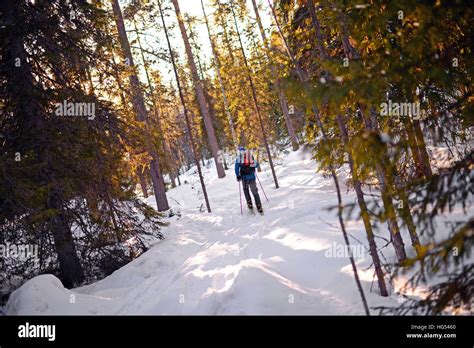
[6, 149, 404, 315]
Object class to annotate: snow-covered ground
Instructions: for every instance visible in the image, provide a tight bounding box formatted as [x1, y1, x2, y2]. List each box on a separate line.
[5, 149, 427, 315]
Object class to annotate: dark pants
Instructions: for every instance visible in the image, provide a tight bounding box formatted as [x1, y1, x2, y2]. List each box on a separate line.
[242, 179, 261, 208]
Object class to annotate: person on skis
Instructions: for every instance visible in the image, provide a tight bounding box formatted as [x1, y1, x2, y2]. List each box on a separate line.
[235, 147, 263, 213]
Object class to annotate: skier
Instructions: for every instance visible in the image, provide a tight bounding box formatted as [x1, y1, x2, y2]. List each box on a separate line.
[235, 147, 263, 214]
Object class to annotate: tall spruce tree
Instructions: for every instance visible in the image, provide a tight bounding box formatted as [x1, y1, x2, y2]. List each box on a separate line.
[0, 0, 165, 291]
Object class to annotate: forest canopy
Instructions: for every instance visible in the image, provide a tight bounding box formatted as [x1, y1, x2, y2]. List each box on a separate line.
[0, 0, 472, 315]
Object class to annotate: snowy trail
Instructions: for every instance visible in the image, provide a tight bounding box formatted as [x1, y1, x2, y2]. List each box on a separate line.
[6, 149, 400, 315]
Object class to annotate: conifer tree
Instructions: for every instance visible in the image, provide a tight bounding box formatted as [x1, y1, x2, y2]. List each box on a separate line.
[0, 0, 166, 290]
[171, 0, 226, 179]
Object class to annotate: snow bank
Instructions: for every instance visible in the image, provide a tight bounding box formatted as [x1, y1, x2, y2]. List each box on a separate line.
[5, 275, 79, 315]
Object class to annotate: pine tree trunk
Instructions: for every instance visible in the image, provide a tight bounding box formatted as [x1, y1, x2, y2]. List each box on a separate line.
[111, 47, 150, 198]
[112, 47, 145, 205]
[268, 0, 370, 314]
[112, 0, 169, 211]
[133, 19, 177, 188]
[4, 0, 85, 287]
[170, 172, 177, 188]
[338, 20, 408, 263]
[251, 0, 299, 151]
[335, 9, 360, 60]
[307, 0, 329, 60]
[361, 111, 407, 263]
[376, 168, 408, 262]
[177, 171, 182, 186]
[231, 1, 279, 189]
[137, 166, 149, 198]
[223, 156, 229, 170]
[413, 119, 433, 177]
[359, 110, 420, 255]
[394, 175, 421, 252]
[172, 0, 226, 179]
[405, 119, 426, 178]
[110, 52, 128, 107]
[278, 88, 299, 151]
[337, 116, 389, 297]
[201, 0, 238, 150]
[158, 0, 211, 212]
[48, 186, 85, 287]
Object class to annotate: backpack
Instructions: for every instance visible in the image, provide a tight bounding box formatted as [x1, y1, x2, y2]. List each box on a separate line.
[240, 151, 255, 176]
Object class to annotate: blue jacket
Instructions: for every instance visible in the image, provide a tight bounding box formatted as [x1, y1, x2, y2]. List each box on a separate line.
[235, 156, 259, 181]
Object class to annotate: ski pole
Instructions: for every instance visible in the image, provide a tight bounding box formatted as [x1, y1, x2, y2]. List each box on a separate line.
[256, 173, 269, 203]
[238, 180, 243, 215]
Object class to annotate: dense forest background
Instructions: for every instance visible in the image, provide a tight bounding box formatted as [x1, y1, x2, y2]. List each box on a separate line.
[0, 0, 472, 315]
